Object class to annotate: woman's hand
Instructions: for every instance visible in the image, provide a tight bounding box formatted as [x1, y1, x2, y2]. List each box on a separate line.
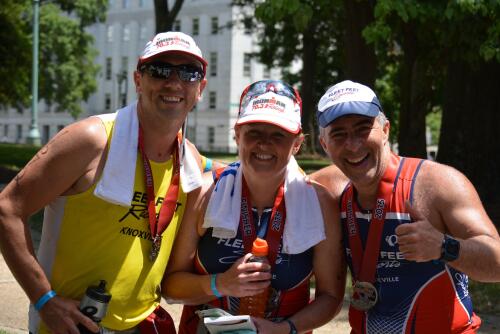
[216, 253, 271, 297]
[252, 317, 291, 334]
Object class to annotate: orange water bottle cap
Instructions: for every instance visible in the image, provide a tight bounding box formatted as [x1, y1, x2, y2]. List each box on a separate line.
[251, 238, 269, 256]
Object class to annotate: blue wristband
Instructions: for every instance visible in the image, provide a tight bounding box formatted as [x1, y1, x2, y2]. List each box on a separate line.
[34, 290, 57, 311]
[203, 158, 213, 172]
[210, 274, 222, 298]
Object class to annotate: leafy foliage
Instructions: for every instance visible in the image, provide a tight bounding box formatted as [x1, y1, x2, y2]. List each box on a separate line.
[0, 0, 108, 118]
[233, 0, 345, 152]
[0, 0, 32, 110]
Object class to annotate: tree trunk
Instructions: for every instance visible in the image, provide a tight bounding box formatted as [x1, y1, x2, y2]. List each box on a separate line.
[154, 0, 184, 33]
[439, 60, 500, 226]
[300, 24, 317, 154]
[439, 60, 500, 196]
[397, 24, 429, 158]
[343, 0, 377, 87]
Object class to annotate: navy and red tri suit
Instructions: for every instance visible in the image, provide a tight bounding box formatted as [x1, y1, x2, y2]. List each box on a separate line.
[178, 206, 313, 333]
[341, 155, 481, 334]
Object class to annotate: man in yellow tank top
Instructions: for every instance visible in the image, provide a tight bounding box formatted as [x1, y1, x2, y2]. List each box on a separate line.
[0, 31, 212, 333]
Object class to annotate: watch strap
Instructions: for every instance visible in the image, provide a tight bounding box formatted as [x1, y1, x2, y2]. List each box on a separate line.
[284, 318, 298, 334]
[440, 234, 460, 262]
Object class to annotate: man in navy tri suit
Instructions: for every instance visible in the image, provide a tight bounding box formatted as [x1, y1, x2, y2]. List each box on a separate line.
[315, 80, 500, 334]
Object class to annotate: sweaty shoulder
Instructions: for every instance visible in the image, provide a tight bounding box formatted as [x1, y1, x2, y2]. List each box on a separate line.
[310, 179, 337, 213]
[412, 160, 481, 224]
[1, 116, 109, 212]
[414, 160, 472, 199]
[309, 164, 348, 200]
[55, 116, 109, 194]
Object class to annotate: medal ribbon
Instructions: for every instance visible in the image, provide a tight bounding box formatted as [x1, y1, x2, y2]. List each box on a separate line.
[345, 153, 400, 283]
[138, 127, 181, 245]
[240, 175, 286, 268]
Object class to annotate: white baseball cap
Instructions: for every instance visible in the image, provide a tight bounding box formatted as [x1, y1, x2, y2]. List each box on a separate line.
[137, 31, 207, 74]
[236, 80, 302, 134]
[317, 80, 382, 127]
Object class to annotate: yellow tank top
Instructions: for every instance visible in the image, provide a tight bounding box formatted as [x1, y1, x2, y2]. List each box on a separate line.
[32, 116, 187, 332]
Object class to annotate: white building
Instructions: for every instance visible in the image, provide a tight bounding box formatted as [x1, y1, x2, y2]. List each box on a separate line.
[0, 0, 275, 153]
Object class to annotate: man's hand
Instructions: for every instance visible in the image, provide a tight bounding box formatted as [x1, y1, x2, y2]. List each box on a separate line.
[39, 296, 100, 334]
[395, 201, 444, 262]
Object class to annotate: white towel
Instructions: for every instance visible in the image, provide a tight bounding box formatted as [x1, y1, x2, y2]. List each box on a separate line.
[204, 157, 325, 254]
[94, 102, 203, 207]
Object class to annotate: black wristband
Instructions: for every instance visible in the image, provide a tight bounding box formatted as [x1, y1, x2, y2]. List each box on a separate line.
[284, 318, 298, 334]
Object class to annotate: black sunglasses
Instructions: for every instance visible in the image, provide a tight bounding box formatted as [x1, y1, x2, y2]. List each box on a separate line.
[139, 62, 204, 82]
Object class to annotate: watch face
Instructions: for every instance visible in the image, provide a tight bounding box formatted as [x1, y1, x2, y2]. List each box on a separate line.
[443, 235, 460, 261]
[446, 240, 460, 254]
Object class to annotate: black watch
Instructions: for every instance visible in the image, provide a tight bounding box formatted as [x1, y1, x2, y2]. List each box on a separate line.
[284, 319, 298, 334]
[439, 234, 460, 262]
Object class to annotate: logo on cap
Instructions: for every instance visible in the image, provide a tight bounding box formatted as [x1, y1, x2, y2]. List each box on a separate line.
[252, 97, 286, 113]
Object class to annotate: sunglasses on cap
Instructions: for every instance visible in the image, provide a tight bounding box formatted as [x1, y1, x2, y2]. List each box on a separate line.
[239, 80, 302, 114]
[139, 62, 204, 82]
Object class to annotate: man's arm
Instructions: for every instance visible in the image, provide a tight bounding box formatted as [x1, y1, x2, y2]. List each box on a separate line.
[396, 161, 500, 282]
[0, 117, 107, 333]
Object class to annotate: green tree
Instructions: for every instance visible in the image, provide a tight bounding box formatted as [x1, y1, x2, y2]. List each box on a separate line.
[0, 0, 31, 111]
[234, 0, 378, 152]
[154, 0, 184, 33]
[365, 1, 500, 222]
[437, 2, 500, 208]
[0, 0, 108, 118]
[364, 1, 448, 158]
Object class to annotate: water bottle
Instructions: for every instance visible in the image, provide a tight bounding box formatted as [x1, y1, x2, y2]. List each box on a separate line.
[78, 280, 112, 334]
[239, 238, 270, 318]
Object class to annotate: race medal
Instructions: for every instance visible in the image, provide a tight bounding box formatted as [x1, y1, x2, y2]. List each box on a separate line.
[138, 127, 180, 263]
[149, 234, 162, 262]
[343, 153, 401, 313]
[351, 281, 378, 311]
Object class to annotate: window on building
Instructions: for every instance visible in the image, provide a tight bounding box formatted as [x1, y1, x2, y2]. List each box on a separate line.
[42, 125, 50, 145]
[121, 56, 128, 73]
[192, 18, 199, 36]
[139, 25, 147, 40]
[105, 94, 112, 111]
[208, 127, 215, 146]
[107, 25, 113, 43]
[3, 124, 8, 137]
[263, 66, 270, 79]
[209, 91, 216, 109]
[105, 58, 112, 80]
[211, 17, 218, 34]
[173, 20, 181, 32]
[243, 53, 251, 77]
[139, 0, 145, 7]
[120, 93, 127, 108]
[122, 0, 129, 9]
[244, 19, 252, 35]
[187, 125, 196, 143]
[16, 124, 22, 143]
[122, 24, 130, 41]
[210, 52, 217, 77]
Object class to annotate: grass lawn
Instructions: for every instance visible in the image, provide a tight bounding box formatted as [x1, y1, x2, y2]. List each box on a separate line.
[2, 143, 500, 314]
